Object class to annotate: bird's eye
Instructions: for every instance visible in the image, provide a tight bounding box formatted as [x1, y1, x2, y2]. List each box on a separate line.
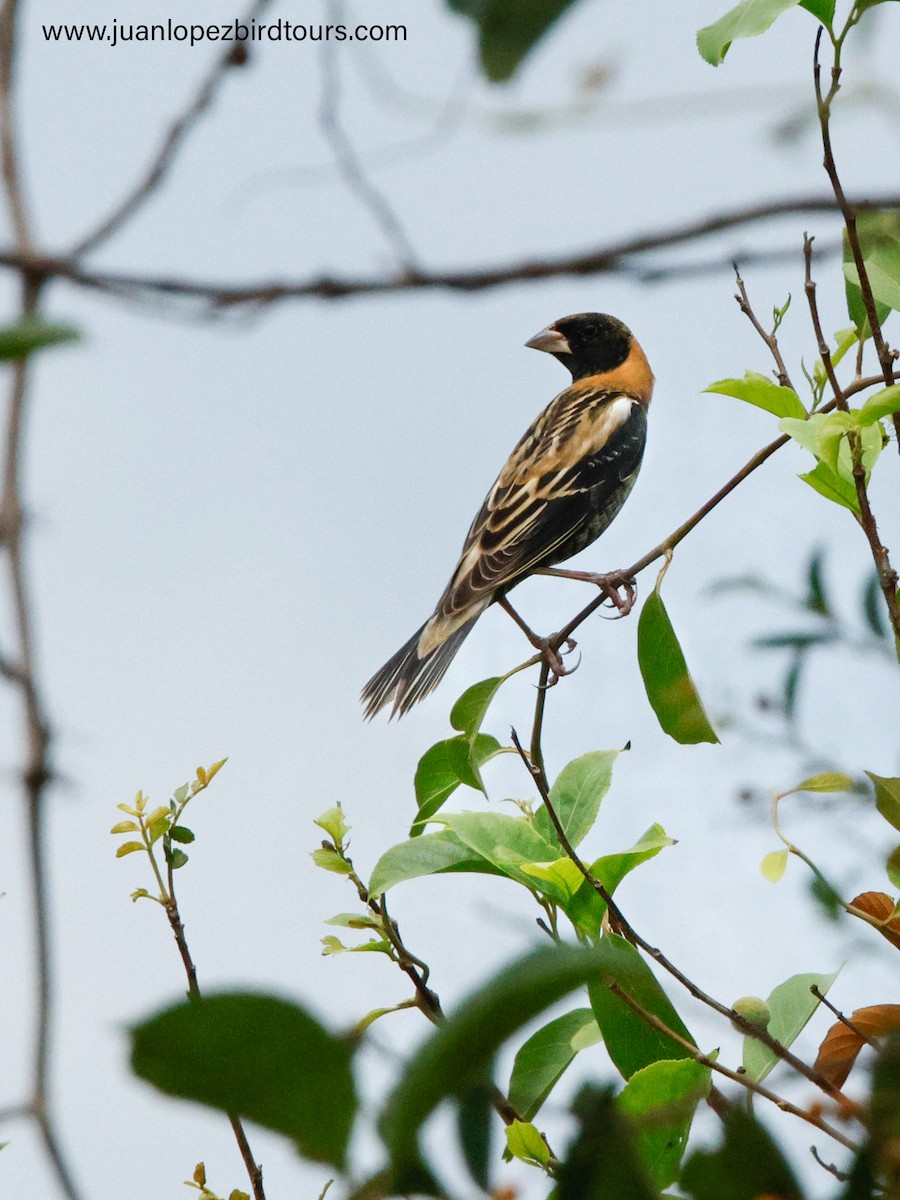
[583, 323, 597, 337]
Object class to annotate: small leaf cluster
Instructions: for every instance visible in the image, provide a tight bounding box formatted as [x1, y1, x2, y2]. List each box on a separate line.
[184, 1161, 248, 1200]
[111, 760, 225, 902]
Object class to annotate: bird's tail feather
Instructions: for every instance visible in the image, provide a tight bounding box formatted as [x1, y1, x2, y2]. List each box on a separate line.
[361, 617, 478, 719]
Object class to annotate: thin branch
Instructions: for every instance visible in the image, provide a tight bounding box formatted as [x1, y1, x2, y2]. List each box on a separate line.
[1, 193, 899, 314]
[509, 728, 859, 1108]
[804, 234, 847, 408]
[70, 0, 274, 257]
[608, 982, 860, 1153]
[814, 26, 900, 448]
[0, 0, 32, 251]
[529, 660, 551, 795]
[733, 262, 794, 389]
[160, 856, 266, 1200]
[319, 0, 419, 270]
[809, 986, 875, 1046]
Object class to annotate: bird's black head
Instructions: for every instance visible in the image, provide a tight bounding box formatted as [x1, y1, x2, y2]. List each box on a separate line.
[525, 312, 634, 381]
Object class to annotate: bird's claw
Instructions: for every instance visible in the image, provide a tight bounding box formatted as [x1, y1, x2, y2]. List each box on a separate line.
[537, 636, 581, 687]
[595, 571, 636, 618]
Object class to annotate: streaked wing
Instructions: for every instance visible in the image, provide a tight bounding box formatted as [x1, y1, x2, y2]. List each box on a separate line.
[436, 384, 647, 620]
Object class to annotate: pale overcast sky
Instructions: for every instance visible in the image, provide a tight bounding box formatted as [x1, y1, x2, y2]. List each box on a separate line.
[1, 1, 899, 1197]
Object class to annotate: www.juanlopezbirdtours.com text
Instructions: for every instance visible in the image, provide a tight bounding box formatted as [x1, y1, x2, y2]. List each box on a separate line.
[41, 18, 408, 47]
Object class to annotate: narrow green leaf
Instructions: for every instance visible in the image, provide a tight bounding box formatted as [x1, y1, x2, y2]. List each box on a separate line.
[508, 1008, 601, 1120]
[368, 829, 501, 898]
[805, 549, 830, 615]
[697, 0, 804, 67]
[863, 572, 888, 639]
[786, 771, 853, 795]
[534, 750, 620, 849]
[742, 969, 839, 1083]
[588, 935, 696, 1079]
[324, 913, 380, 930]
[705, 371, 805, 418]
[617, 1059, 711, 1189]
[681, 1109, 801, 1200]
[381, 945, 622, 1168]
[310, 848, 352, 875]
[760, 849, 789, 882]
[0, 318, 80, 359]
[455, 1083, 493, 1189]
[448, 0, 580, 83]
[637, 588, 718, 745]
[110, 820, 139, 835]
[449, 676, 503, 739]
[411, 733, 501, 836]
[131, 993, 356, 1168]
[505, 1120, 550, 1168]
[868, 772, 900, 833]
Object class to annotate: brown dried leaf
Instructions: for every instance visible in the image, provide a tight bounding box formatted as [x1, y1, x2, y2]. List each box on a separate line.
[849, 891, 900, 951]
[814, 1004, 900, 1088]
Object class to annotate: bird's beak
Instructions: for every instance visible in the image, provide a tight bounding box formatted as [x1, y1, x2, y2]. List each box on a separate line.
[525, 325, 571, 355]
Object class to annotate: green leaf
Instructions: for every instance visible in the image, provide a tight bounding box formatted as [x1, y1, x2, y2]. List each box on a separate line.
[742, 969, 839, 1083]
[115, 840, 145, 858]
[863, 572, 888, 639]
[859, 384, 900, 426]
[0, 318, 80, 359]
[505, 1119, 550, 1168]
[799, 461, 860, 513]
[637, 587, 718, 745]
[455, 1083, 493, 1189]
[616, 1059, 711, 1189]
[886, 846, 900, 890]
[785, 771, 853, 795]
[805, 549, 830, 615]
[168, 847, 189, 870]
[760, 849, 789, 882]
[697, 0, 810, 67]
[868, 772, 900, 833]
[508, 1008, 602, 1120]
[131, 993, 356, 1168]
[310, 848, 352, 875]
[558, 1085, 658, 1200]
[588, 935, 696, 1080]
[368, 829, 501, 897]
[534, 750, 620, 850]
[449, 676, 503, 740]
[411, 733, 501, 835]
[681, 1108, 801, 1200]
[844, 211, 900, 324]
[442, 811, 560, 881]
[169, 825, 195, 844]
[314, 806, 350, 845]
[705, 371, 805, 418]
[324, 913, 380, 930]
[447, 0, 580, 83]
[566, 825, 675, 940]
[381, 945, 623, 1168]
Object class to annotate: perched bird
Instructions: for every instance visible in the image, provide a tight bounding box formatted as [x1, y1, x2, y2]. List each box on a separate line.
[362, 312, 653, 719]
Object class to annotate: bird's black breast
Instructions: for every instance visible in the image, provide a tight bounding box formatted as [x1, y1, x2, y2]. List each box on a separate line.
[535, 400, 648, 568]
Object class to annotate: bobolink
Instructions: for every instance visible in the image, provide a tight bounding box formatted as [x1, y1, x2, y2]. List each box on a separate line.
[362, 312, 653, 719]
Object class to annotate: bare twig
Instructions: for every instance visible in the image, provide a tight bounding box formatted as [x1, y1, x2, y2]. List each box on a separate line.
[0, 193, 898, 315]
[814, 26, 900, 448]
[160, 857, 266, 1200]
[804, 234, 847, 408]
[509, 728, 859, 1108]
[810, 986, 875, 1046]
[811, 1145, 851, 1182]
[70, 0, 274, 256]
[733, 262, 794, 389]
[608, 982, 860, 1153]
[320, 0, 419, 270]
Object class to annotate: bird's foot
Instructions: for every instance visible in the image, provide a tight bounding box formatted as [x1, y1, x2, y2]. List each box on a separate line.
[591, 570, 636, 618]
[537, 636, 580, 687]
